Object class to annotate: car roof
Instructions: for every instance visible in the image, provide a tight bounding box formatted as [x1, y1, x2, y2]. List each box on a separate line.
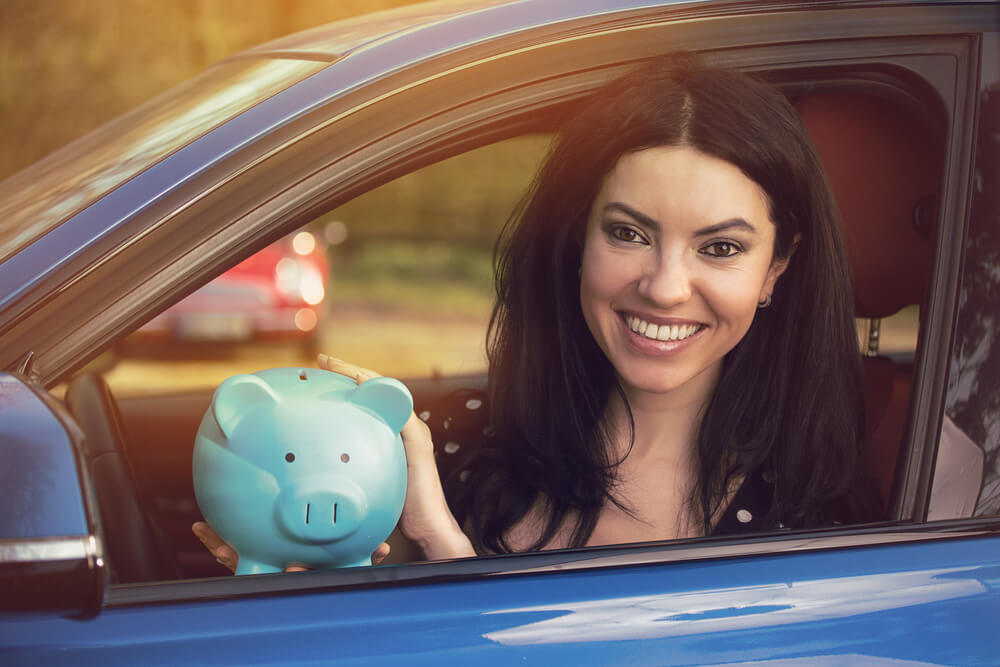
[233, 0, 700, 62]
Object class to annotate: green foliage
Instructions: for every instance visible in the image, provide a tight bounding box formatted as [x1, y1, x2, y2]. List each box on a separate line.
[328, 242, 492, 318]
[342, 242, 493, 287]
[319, 136, 552, 316]
[323, 135, 551, 246]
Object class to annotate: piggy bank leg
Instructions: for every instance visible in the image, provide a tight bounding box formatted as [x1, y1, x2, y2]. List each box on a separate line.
[344, 557, 374, 568]
[235, 558, 283, 576]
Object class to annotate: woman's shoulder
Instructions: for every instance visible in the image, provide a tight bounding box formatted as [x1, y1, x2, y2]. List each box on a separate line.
[714, 463, 882, 536]
[712, 467, 781, 536]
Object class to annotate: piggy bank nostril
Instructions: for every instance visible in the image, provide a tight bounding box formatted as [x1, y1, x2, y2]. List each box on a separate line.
[285, 452, 295, 463]
[340, 453, 350, 463]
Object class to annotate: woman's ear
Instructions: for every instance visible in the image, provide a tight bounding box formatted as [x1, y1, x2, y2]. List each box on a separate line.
[761, 233, 801, 300]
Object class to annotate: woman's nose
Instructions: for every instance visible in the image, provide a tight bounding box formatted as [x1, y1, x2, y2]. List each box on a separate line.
[637, 253, 692, 306]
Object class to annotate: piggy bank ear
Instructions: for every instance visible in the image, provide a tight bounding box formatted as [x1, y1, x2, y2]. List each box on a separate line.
[213, 374, 281, 438]
[349, 377, 413, 434]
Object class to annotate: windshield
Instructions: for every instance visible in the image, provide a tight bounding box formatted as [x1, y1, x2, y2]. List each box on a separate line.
[0, 57, 325, 263]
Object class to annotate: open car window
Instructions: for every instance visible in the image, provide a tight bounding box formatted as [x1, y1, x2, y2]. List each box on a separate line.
[98, 51, 981, 588]
[106, 135, 550, 398]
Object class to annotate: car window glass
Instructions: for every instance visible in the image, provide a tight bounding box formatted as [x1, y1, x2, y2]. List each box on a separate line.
[0, 57, 325, 263]
[104, 135, 552, 398]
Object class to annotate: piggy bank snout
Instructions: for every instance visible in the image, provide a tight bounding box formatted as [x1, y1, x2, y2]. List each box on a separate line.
[277, 477, 367, 543]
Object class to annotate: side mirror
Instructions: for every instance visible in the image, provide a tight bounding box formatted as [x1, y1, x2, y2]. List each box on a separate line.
[0, 373, 107, 619]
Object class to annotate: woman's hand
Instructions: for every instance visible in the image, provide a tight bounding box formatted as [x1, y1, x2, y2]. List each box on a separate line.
[191, 521, 393, 572]
[318, 354, 476, 560]
[192, 520, 242, 572]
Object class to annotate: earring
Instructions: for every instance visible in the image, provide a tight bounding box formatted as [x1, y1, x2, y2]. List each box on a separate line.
[758, 294, 772, 308]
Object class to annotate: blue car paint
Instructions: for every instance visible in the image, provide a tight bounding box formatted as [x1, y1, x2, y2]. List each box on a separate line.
[1, 535, 998, 664]
[0, 374, 88, 540]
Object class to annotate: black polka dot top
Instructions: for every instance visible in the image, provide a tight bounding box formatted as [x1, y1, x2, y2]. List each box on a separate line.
[417, 388, 781, 538]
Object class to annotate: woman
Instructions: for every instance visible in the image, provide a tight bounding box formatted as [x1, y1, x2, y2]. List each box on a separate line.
[196, 52, 879, 568]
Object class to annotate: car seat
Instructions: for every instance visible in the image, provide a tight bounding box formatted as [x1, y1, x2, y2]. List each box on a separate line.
[796, 90, 941, 510]
[65, 373, 182, 582]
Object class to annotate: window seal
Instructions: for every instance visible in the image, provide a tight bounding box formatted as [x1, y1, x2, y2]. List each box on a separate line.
[104, 517, 1000, 609]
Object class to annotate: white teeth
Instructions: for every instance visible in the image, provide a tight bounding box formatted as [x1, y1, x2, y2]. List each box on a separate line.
[625, 315, 701, 342]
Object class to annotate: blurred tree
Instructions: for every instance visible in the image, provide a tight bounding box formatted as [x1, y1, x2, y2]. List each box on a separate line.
[0, 0, 417, 180]
[325, 135, 551, 248]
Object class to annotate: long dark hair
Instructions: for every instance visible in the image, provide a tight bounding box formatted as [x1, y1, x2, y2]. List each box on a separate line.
[460, 53, 876, 553]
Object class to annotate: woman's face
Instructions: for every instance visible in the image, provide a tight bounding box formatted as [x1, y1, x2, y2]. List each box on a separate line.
[579, 145, 790, 401]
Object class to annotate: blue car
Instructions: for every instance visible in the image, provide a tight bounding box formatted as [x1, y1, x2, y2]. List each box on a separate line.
[2, 0, 999, 663]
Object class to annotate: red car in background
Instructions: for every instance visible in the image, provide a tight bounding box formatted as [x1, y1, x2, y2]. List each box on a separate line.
[134, 230, 327, 354]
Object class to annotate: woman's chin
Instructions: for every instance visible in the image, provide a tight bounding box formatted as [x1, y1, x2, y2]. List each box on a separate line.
[616, 361, 723, 404]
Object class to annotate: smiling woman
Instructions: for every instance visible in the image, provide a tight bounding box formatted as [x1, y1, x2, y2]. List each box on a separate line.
[580, 146, 789, 399]
[190, 52, 881, 569]
[435, 52, 882, 555]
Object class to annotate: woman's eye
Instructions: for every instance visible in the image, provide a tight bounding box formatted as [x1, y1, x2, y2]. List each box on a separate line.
[610, 226, 646, 244]
[702, 241, 742, 258]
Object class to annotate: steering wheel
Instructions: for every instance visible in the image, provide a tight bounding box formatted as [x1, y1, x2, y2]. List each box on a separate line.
[64, 373, 181, 583]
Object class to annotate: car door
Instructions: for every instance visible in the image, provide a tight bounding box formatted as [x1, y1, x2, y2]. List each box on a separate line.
[3, 2, 1000, 664]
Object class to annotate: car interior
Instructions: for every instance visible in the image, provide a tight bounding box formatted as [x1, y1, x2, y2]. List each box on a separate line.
[59, 66, 951, 585]
[795, 88, 943, 509]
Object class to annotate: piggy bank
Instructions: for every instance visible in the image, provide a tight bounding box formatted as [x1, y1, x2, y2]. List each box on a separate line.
[192, 367, 411, 574]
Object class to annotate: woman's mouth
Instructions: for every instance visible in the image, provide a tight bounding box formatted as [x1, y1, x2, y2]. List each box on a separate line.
[623, 314, 704, 342]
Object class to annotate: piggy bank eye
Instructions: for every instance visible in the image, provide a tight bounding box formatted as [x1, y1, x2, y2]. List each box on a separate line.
[340, 453, 350, 463]
[285, 452, 296, 463]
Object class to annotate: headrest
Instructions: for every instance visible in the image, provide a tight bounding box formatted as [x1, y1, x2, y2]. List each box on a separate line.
[796, 92, 940, 318]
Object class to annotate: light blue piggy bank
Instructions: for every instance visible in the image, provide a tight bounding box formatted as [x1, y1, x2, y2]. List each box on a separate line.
[192, 367, 410, 574]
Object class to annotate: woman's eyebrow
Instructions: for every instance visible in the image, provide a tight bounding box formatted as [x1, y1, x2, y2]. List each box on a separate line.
[695, 219, 758, 236]
[604, 202, 757, 236]
[604, 202, 660, 230]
